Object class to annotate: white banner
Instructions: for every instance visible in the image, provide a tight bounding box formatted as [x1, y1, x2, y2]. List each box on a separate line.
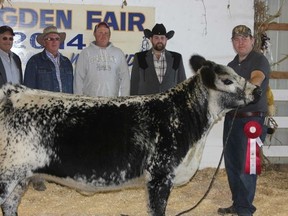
[0, 2, 155, 69]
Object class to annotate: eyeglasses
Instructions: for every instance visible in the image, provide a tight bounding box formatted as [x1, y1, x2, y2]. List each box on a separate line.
[1, 37, 14, 41]
[44, 37, 61, 41]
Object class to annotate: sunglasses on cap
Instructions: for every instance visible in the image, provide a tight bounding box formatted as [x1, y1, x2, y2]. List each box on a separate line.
[44, 37, 60, 41]
[1, 36, 14, 41]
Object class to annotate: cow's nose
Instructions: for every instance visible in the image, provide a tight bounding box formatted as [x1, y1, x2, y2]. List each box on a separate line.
[251, 86, 262, 104]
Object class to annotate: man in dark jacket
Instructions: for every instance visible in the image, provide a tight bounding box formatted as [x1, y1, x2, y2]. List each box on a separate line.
[24, 25, 73, 93]
[0, 25, 46, 191]
[24, 26, 74, 191]
[130, 23, 186, 95]
[0, 25, 22, 87]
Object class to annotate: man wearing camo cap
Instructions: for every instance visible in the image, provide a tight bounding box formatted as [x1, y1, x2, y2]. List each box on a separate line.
[218, 25, 270, 216]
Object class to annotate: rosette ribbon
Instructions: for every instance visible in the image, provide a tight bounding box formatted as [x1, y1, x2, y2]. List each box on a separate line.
[244, 121, 263, 175]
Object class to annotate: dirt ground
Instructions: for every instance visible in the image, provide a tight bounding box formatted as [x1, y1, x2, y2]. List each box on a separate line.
[4, 167, 288, 216]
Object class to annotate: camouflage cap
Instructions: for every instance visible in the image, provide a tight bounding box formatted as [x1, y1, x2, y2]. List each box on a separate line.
[232, 25, 252, 38]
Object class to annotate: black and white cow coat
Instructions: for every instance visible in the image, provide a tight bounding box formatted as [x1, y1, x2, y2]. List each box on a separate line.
[0, 56, 260, 216]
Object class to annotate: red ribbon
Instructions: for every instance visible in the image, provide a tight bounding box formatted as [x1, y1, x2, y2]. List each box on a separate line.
[244, 121, 263, 175]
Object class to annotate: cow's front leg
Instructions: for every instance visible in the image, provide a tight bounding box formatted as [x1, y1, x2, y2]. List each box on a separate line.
[146, 174, 173, 216]
[1, 179, 29, 216]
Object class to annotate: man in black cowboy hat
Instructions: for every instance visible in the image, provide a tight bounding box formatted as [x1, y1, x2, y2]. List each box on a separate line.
[130, 23, 186, 95]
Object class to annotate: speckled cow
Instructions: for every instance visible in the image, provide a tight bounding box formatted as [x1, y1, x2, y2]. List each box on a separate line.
[0, 55, 261, 216]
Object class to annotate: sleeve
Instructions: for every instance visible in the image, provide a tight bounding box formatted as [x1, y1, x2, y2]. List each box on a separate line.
[177, 55, 187, 83]
[118, 51, 130, 96]
[13, 54, 23, 84]
[73, 50, 87, 95]
[256, 55, 270, 77]
[130, 53, 140, 95]
[24, 57, 38, 89]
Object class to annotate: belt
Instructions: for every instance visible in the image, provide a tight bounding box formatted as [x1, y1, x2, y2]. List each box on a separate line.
[226, 111, 266, 118]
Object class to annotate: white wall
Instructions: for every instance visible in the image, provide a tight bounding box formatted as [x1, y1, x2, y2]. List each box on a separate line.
[9, 0, 255, 168]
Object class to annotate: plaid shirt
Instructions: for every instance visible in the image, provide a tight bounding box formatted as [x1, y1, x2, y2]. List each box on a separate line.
[153, 51, 167, 83]
[46, 50, 62, 92]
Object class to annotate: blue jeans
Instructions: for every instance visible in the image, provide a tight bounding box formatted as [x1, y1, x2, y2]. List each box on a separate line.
[223, 115, 266, 215]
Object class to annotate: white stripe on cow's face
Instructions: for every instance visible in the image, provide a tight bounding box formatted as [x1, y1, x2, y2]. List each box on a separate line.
[205, 65, 256, 118]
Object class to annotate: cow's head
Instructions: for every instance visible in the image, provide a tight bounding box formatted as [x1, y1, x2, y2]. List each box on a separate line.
[190, 55, 261, 113]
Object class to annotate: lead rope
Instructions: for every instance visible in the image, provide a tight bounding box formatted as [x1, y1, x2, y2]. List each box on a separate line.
[175, 106, 239, 216]
[243, 81, 248, 106]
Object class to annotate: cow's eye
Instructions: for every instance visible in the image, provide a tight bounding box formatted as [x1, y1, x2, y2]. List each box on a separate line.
[223, 79, 233, 85]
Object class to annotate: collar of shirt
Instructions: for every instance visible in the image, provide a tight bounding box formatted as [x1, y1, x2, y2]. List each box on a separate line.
[152, 50, 166, 61]
[0, 49, 12, 61]
[45, 50, 60, 64]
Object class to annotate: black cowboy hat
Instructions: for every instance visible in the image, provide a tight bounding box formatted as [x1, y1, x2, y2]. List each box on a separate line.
[144, 23, 175, 40]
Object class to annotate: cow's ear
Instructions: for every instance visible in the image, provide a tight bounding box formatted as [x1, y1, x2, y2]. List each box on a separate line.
[190, 55, 206, 73]
[200, 61, 216, 89]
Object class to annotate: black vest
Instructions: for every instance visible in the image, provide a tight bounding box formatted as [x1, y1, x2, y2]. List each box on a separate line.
[137, 50, 181, 70]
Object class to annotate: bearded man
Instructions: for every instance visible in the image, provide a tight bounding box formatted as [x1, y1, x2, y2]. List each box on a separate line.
[130, 23, 186, 95]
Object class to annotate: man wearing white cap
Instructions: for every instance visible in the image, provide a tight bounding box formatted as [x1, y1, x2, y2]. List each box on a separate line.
[74, 21, 130, 97]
